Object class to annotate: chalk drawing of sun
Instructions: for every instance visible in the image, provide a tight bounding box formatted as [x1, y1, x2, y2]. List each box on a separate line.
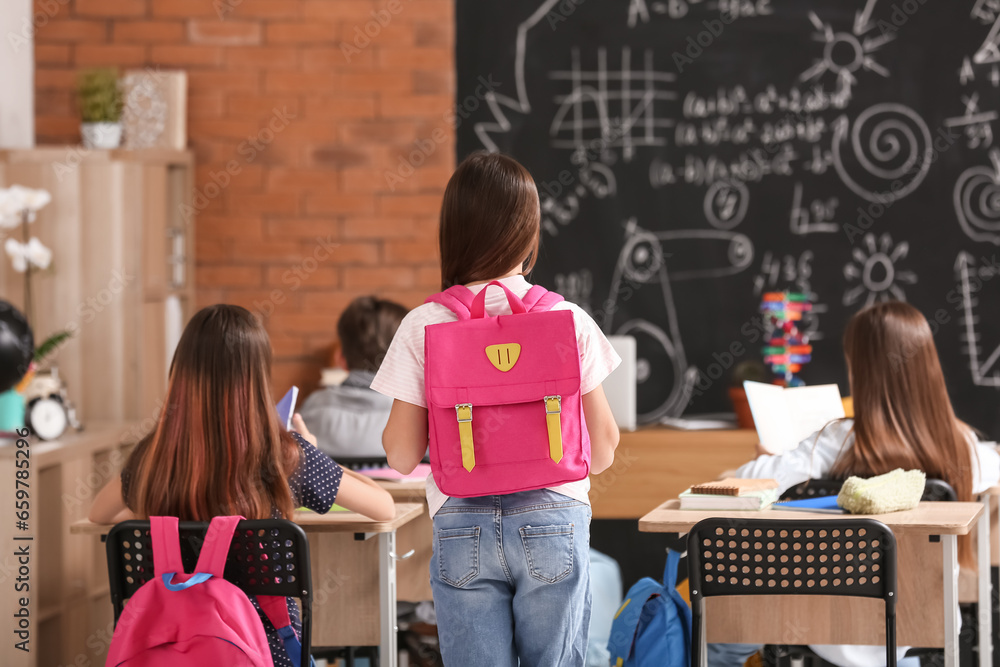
[842, 233, 918, 307]
[799, 11, 894, 90]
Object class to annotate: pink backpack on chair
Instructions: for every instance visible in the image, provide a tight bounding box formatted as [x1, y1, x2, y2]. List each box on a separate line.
[105, 516, 305, 667]
[424, 280, 590, 497]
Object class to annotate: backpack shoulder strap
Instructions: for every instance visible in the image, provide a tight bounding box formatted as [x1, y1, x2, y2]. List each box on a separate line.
[663, 550, 693, 659]
[425, 286, 475, 321]
[606, 576, 664, 663]
[150, 516, 186, 579]
[193, 515, 242, 577]
[259, 595, 305, 667]
[522, 285, 565, 312]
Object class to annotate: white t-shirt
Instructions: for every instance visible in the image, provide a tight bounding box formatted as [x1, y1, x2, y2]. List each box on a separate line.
[736, 418, 1000, 495]
[371, 274, 621, 517]
[736, 417, 1000, 667]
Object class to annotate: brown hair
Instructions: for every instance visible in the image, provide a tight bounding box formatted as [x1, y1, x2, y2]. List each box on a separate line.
[830, 301, 977, 566]
[123, 305, 300, 520]
[439, 151, 541, 290]
[338, 296, 408, 372]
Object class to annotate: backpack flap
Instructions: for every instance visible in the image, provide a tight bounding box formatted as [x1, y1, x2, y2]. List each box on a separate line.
[607, 577, 664, 664]
[423, 283, 587, 496]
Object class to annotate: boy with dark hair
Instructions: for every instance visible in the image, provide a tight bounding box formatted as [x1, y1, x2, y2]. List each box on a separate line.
[299, 296, 408, 460]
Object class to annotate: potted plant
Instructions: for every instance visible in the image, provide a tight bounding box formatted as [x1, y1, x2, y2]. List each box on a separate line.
[78, 68, 123, 149]
[729, 359, 769, 429]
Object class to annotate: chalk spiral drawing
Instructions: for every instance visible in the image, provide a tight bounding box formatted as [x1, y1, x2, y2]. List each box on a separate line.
[842, 232, 917, 307]
[832, 103, 932, 203]
[603, 219, 754, 420]
[954, 147, 1000, 245]
[956, 252, 1000, 387]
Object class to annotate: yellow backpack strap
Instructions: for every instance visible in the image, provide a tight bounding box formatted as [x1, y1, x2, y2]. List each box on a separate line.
[544, 396, 563, 463]
[455, 404, 475, 471]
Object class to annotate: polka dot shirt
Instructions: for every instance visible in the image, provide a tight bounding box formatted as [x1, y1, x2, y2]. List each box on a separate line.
[258, 433, 343, 666]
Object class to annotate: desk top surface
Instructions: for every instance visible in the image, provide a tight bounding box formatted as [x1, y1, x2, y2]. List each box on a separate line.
[70, 502, 424, 536]
[640, 499, 983, 534]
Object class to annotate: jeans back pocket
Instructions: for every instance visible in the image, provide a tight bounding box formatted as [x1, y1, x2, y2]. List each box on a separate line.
[519, 524, 575, 584]
[436, 526, 480, 588]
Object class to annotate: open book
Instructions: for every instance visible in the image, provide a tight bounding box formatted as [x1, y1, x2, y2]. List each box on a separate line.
[744, 381, 846, 454]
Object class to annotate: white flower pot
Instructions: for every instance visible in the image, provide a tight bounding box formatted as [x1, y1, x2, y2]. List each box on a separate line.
[80, 122, 123, 149]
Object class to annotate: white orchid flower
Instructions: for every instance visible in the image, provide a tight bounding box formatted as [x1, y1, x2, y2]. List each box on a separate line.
[5, 237, 53, 272]
[0, 186, 52, 226]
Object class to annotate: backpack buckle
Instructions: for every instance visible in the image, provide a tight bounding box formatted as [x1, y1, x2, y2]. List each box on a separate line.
[455, 404, 476, 472]
[543, 396, 564, 464]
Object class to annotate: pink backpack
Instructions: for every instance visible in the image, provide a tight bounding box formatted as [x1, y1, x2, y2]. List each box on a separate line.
[424, 281, 590, 497]
[105, 516, 305, 667]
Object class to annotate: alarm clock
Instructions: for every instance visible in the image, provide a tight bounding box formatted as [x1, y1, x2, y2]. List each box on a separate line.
[27, 395, 68, 440]
[22, 368, 79, 440]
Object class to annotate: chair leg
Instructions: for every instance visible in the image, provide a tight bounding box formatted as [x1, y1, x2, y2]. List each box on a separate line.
[691, 599, 703, 667]
[887, 609, 897, 667]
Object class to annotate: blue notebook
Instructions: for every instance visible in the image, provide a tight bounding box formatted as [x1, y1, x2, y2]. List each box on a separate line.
[276, 386, 298, 431]
[773, 495, 845, 514]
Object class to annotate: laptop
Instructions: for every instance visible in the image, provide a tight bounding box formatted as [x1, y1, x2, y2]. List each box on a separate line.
[604, 335, 637, 431]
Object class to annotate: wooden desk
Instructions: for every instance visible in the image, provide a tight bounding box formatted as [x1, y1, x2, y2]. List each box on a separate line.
[0, 422, 141, 667]
[72, 503, 424, 667]
[590, 427, 758, 519]
[641, 500, 987, 667]
[377, 480, 433, 602]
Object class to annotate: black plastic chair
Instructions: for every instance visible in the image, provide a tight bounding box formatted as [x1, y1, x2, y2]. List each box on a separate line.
[781, 477, 956, 503]
[771, 479, 956, 666]
[105, 519, 312, 666]
[687, 518, 898, 667]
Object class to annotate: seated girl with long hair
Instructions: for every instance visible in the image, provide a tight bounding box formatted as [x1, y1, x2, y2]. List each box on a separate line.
[90, 304, 395, 667]
[709, 301, 1000, 667]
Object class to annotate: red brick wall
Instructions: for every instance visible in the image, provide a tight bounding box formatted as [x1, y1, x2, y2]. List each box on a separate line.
[33, 0, 454, 394]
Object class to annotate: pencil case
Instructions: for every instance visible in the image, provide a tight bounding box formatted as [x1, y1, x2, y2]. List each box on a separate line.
[837, 468, 926, 514]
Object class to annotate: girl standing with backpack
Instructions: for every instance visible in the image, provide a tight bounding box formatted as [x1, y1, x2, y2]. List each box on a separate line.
[371, 151, 622, 667]
[89, 304, 395, 666]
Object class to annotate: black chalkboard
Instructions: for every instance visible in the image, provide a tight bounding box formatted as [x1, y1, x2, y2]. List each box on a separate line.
[456, 0, 1000, 437]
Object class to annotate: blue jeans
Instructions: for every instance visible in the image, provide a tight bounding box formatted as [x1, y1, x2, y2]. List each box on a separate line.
[430, 489, 592, 667]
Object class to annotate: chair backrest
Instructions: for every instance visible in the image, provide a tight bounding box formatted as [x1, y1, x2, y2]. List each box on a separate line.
[782, 477, 957, 502]
[686, 518, 897, 601]
[105, 519, 312, 659]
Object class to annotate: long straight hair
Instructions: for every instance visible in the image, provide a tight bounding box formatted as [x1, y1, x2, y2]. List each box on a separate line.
[123, 305, 299, 520]
[439, 151, 541, 289]
[830, 301, 976, 565]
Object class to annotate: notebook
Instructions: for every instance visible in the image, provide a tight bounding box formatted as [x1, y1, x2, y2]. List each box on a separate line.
[744, 381, 846, 454]
[773, 495, 845, 514]
[679, 488, 779, 510]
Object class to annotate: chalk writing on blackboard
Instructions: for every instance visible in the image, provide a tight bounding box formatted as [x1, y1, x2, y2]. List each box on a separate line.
[954, 147, 1000, 245]
[549, 46, 675, 161]
[956, 252, 1000, 387]
[831, 103, 932, 203]
[842, 233, 917, 308]
[800, 8, 893, 99]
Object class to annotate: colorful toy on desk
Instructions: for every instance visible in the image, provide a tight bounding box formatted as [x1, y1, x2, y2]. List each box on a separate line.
[760, 291, 813, 386]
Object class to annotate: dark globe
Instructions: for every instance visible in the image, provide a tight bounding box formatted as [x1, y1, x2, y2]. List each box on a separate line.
[0, 301, 33, 394]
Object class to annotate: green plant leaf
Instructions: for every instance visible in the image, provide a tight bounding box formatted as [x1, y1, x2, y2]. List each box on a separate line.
[78, 68, 123, 123]
[35, 329, 74, 363]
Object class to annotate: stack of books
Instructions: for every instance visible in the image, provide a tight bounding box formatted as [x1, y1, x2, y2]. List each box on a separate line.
[679, 478, 779, 510]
